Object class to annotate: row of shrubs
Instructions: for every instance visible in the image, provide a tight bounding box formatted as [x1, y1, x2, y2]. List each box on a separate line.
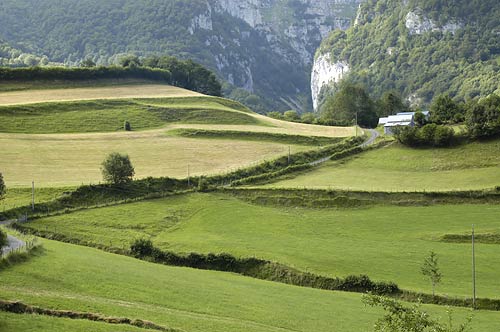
[130, 239, 400, 296]
[170, 128, 341, 146]
[208, 137, 364, 186]
[224, 187, 500, 209]
[0, 300, 174, 331]
[231, 146, 363, 186]
[393, 124, 456, 147]
[0, 66, 172, 83]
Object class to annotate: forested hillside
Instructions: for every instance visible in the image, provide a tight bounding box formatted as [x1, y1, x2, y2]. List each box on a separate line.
[315, 0, 500, 108]
[0, 0, 360, 112]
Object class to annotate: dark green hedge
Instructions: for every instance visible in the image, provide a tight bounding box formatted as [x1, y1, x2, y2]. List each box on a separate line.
[0, 66, 172, 82]
[130, 239, 399, 296]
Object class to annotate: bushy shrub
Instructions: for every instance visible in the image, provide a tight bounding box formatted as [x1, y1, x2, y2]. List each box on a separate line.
[130, 239, 155, 258]
[0, 229, 7, 248]
[394, 124, 455, 147]
[0, 172, 5, 200]
[124, 121, 131, 131]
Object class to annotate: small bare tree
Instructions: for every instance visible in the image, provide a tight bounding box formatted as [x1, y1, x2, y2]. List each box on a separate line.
[421, 251, 442, 296]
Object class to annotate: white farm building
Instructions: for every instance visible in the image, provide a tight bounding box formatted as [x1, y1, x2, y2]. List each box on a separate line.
[379, 111, 430, 135]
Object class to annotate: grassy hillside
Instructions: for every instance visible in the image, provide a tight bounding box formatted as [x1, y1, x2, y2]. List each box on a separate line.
[266, 140, 500, 191]
[0, 99, 260, 134]
[0, 312, 153, 332]
[1, 239, 498, 332]
[0, 84, 201, 106]
[0, 83, 355, 187]
[0, 187, 75, 212]
[24, 192, 500, 299]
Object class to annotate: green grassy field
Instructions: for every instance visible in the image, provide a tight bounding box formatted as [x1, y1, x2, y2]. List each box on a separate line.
[1, 239, 497, 332]
[0, 97, 262, 134]
[0, 312, 153, 332]
[265, 140, 500, 191]
[26, 192, 500, 299]
[0, 187, 75, 211]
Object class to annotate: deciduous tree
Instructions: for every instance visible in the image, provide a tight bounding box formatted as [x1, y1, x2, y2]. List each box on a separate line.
[101, 153, 135, 185]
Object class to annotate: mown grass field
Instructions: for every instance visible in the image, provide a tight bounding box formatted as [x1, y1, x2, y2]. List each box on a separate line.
[265, 140, 500, 191]
[0, 84, 201, 106]
[27, 192, 500, 299]
[0, 78, 160, 92]
[0, 131, 313, 187]
[1, 239, 498, 332]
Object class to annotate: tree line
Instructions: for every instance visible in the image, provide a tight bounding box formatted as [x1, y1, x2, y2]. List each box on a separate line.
[394, 93, 500, 147]
[0, 55, 222, 97]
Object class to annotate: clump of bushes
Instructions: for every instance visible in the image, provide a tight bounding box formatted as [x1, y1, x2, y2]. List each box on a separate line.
[0, 229, 7, 248]
[124, 121, 131, 131]
[393, 124, 455, 147]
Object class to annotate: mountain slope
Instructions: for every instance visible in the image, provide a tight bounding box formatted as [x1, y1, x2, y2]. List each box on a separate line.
[0, 0, 361, 112]
[312, 0, 500, 109]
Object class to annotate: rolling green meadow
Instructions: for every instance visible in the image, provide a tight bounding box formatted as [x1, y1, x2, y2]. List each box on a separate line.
[2, 80, 500, 331]
[266, 140, 500, 191]
[0, 312, 153, 332]
[1, 239, 499, 332]
[25, 192, 500, 299]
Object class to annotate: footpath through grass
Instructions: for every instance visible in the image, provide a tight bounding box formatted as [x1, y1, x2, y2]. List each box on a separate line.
[265, 140, 500, 191]
[25, 192, 500, 299]
[1, 239, 498, 332]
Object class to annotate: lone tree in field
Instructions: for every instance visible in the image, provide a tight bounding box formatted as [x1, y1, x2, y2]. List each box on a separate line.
[0, 172, 6, 200]
[101, 153, 135, 185]
[421, 251, 442, 296]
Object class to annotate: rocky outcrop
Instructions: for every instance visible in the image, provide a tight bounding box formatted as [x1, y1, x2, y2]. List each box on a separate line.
[405, 10, 463, 35]
[213, 0, 359, 65]
[311, 53, 349, 111]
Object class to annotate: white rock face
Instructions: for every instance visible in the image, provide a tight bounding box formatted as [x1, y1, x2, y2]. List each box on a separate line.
[311, 53, 349, 111]
[215, 0, 264, 28]
[188, 3, 214, 35]
[405, 10, 463, 35]
[214, 0, 360, 65]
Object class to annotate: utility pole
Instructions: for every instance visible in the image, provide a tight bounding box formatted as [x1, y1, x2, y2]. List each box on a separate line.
[31, 180, 35, 211]
[472, 224, 476, 310]
[288, 146, 291, 165]
[187, 165, 191, 187]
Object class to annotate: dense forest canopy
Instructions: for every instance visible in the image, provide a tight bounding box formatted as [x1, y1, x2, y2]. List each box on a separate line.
[317, 0, 500, 107]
